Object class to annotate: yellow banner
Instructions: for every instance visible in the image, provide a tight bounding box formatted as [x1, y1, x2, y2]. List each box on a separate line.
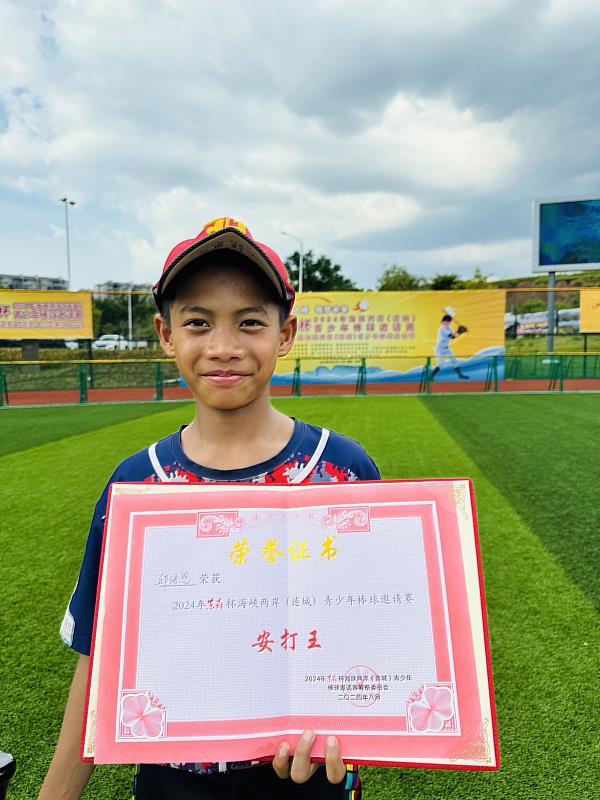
[580, 289, 600, 333]
[0, 290, 94, 340]
[279, 290, 505, 370]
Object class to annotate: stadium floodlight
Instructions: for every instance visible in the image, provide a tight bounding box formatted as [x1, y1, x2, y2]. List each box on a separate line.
[60, 196, 77, 290]
[281, 230, 304, 293]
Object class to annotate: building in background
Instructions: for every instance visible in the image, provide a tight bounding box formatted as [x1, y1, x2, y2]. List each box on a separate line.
[93, 281, 151, 299]
[0, 274, 68, 291]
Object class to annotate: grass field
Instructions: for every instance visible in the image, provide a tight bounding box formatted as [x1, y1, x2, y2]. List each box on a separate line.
[1, 396, 599, 799]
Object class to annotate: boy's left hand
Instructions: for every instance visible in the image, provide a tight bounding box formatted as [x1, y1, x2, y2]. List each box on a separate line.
[272, 730, 346, 784]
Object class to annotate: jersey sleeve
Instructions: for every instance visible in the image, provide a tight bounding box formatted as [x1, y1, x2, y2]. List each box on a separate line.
[60, 442, 163, 654]
[321, 427, 381, 481]
[59, 477, 113, 655]
[350, 447, 381, 480]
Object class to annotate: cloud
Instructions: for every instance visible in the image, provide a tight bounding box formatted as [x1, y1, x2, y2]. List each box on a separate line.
[0, 0, 598, 288]
[127, 183, 423, 284]
[399, 238, 532, 277]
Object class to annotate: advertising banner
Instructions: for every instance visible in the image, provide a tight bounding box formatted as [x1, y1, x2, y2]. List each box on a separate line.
[580, 289, 600, 333]
[84, 480, 498, 770]
[0, 290, 94, 340]
[274, 290, 505, 384]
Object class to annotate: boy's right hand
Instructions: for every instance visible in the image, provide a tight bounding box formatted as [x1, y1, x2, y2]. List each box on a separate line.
[272, 730, 346, 784]
[38, 655, 95, 800]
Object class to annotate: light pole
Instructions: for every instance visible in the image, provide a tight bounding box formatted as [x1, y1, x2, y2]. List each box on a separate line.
[60, 197, 76, 290]
[281, 230, 304, 293]
[128, 285, 133, 345]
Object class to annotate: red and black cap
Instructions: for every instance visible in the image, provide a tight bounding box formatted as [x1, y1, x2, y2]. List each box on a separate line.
[153, 217, 296, 315]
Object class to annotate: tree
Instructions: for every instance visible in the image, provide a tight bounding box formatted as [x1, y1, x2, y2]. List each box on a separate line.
[461, 267, 489, 289]
[93, 293, 157, 340]
[94, 295, 128, 335]
[376, 265, 425, 291]
[428, 273, 462, 290]
[513, 297, 547, 314]
[285, 250, 359, 292]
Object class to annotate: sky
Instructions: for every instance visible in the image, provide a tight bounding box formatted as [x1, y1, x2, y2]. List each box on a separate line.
[1, 0, 599, 290]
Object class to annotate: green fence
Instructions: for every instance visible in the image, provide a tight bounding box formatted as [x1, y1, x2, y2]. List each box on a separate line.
[504, 353, 600, 381]
[0, 359, 182, 405]
[2, 354, 600, 406]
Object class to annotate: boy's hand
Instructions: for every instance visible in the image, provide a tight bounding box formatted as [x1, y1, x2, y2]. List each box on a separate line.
[272, 730, 346, 784]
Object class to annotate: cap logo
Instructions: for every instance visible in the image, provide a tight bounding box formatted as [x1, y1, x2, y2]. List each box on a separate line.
[201, 217, 248, 237]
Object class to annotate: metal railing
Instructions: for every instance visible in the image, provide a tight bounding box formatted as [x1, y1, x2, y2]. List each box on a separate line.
[0, 359, 182, 406]
[1, 354, 600, 406]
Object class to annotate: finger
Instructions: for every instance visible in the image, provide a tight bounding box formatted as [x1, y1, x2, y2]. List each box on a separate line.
[272, 742, 291, 779]
[289, 730, 319, 784]
[324, 735, 347, 784]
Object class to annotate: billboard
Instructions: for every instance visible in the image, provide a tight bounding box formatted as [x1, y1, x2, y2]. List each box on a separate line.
[0, 290, 94, 340]
[274, 290, 505, 384]
[580, 289, 600, 333]
[512, 308, 580, 336]
[532, 196, 600, 273]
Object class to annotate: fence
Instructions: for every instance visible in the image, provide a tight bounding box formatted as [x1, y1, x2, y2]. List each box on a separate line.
[0, 359, 184, 406]
[1, 354, 600, 406]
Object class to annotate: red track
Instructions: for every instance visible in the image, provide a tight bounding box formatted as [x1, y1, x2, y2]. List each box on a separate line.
[5, 386, 193, 406]
[4, 379, 599, 406]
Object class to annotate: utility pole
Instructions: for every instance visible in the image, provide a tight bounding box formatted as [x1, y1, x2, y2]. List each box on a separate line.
[281, 230, 304, 293]
[60, 197, 76, 290]
[547, 271, 556, 353]
[128, 285, 133, 344]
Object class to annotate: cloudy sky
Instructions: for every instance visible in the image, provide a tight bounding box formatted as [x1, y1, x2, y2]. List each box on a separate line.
[1, 0, 599, 290]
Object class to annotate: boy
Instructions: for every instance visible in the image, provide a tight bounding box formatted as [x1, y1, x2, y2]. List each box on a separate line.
[431, 314, 469, 380]
[39, 217, 380, 800]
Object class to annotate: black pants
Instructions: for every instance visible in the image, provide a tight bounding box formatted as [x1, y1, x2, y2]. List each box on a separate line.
[133, 763, 359, 799]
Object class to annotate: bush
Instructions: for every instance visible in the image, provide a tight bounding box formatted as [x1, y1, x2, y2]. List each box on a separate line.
[0, 345, 162, 362]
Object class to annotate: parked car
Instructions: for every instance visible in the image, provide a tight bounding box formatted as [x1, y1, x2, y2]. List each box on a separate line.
[92, 334, 147, 351]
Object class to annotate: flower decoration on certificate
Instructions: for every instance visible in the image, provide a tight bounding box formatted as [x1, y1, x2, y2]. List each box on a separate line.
[83, 479, 499, 771]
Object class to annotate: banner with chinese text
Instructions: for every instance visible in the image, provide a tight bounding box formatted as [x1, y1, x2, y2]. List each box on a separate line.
[0, 290, 93, 340]
[580, 289, 600, 333]
[273, 290, 505, 383]
[84, 480, 499, 770]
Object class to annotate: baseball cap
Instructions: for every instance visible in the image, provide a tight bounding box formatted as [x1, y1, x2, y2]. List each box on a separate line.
[153, 217, 296, 315]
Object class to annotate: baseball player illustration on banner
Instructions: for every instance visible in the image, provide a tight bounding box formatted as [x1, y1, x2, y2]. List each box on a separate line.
[431, 306, 469, 380]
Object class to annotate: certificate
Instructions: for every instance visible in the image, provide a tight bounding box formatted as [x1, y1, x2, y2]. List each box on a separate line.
[83, 480, 499, 770]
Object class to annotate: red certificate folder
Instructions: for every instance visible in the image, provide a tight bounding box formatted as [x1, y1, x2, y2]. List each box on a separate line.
[83, 479, 499, 770]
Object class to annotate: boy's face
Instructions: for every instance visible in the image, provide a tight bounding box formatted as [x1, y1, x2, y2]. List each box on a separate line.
[155, 261, 296, 412]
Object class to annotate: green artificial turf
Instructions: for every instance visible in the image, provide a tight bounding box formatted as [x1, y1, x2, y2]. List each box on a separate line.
[0, 401, 191, 457]
[424, 394, 600, 610]
[1, 396, 598, 799]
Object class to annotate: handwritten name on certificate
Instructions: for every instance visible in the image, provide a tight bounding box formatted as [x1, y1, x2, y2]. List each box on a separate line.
[83, 480, 499, 770]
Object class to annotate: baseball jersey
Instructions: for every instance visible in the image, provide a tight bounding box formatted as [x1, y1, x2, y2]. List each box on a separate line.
[434, 325, 455, 354]
[60, 418, 379, 777]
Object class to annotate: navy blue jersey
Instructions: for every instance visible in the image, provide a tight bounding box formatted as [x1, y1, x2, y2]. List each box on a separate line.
[61, 419, 379, 654]
[61, 418, 379, 779]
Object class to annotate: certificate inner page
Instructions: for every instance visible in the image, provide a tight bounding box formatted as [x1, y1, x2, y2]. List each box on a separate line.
[131, 505, 441, 725]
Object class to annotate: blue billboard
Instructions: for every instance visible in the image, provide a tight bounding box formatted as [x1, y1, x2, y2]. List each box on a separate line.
[533, 197, 600, 272]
